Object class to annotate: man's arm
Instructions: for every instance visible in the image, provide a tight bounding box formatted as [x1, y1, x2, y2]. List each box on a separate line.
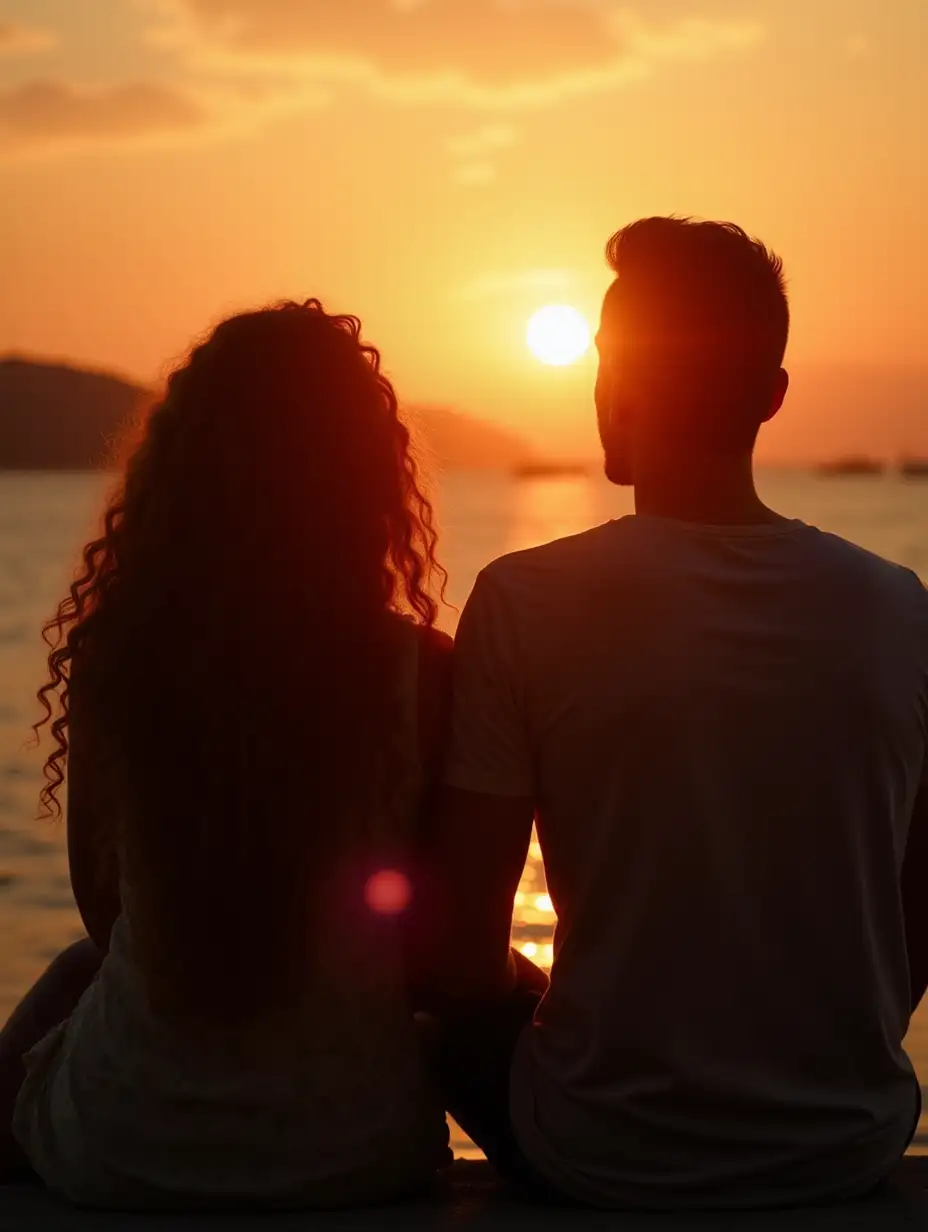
[428, 787, 534, 1006]
[902, 781, 928, 1014]
[419, 567, 536, 1008]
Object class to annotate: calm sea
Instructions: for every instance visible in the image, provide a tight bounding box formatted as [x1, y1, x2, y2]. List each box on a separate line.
[0, 469, 926, 1151]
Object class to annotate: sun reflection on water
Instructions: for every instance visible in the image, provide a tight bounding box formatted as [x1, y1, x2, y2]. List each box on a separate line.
[512, 827, 555, 970]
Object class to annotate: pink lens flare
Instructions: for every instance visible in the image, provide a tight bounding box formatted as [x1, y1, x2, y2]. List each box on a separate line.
[364, 869, 412, 916]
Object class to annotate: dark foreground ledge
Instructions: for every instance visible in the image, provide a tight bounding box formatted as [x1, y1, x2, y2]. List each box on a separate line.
[2, 1158, 927, 1231]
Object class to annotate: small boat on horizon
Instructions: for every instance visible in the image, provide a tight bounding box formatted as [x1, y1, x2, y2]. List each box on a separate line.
[899, 457, 928, 478]
[513, 460, 591, 480]
[816, 456, 885, 477]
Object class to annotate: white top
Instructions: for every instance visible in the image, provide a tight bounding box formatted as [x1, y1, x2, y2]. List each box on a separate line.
[14, 622, 448, 1209]
[446, 515, 926, 1210]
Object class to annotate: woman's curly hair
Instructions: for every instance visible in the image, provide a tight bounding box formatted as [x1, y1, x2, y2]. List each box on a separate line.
[34, 300, 446, 1016]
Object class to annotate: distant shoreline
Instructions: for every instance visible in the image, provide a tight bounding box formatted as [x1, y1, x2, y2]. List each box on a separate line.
[2, 463, 924, 479]
[0, 357, 533, 473]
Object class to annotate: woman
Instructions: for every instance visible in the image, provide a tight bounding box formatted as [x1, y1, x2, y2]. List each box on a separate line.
[0, 301, 453, 1208]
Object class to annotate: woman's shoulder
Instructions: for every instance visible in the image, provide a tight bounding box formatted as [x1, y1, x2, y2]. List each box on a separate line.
[389, 613, 453, 662]
[411, 625, 453, 774]
[413, 625, 453, 704]
[414, 623, 453, 659]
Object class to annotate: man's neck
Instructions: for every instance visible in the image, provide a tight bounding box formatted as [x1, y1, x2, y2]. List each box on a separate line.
[632, 454, 784, 527]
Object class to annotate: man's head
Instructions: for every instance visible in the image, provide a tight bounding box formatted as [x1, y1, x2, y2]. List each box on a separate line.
[596, 217, 790, 486]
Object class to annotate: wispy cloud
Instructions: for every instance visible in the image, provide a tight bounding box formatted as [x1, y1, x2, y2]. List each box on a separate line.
[2, 3, 764, 159]
[447, 123, 519, 160]
[146, 1, 765, 108]
[447, 122, 518, 187]
[0, 80, 208, 153]
[0, 20, 57, 57]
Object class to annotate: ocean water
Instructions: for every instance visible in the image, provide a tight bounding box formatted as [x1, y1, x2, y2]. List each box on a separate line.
[0, 468, 926, 1150]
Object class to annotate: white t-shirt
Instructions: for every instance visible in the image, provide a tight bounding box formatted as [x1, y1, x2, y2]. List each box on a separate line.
[446, 515, 926, 1210]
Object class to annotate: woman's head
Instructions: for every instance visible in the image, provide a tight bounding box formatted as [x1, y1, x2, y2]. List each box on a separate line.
[36, 301, 445, 1015]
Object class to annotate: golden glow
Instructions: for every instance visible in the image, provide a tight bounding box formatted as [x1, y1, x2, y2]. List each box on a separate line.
[517, 940, 555, 968]
[526, 305, 592, 367]
[534, 893, 554, 913]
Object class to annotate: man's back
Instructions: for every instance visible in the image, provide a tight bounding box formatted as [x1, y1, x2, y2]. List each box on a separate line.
[447, 514, 927, 1208]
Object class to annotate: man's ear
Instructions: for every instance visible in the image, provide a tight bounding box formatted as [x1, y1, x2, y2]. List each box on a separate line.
[761, 368, 789, 425]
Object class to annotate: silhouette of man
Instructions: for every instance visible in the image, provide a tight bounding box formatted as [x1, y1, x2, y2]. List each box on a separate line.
[433, 217, 928, 1209]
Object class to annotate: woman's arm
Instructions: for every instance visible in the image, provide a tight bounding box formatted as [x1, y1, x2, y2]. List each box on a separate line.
[903, 779, 928, 1014]
[415, 625, 455, 828]
[66, 699, 121, 952]
[403, 626, 454, 1006]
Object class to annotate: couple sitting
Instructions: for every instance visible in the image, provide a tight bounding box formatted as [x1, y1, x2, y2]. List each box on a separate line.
[1, 216, 925, 1212]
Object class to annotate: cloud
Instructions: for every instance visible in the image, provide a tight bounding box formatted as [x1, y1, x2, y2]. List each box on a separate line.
[447, 123, 519, 159]
[447, 122, 518, 186]
[0, 80, 208, 153]
[0, 20, 57, 56]
[158, 0, 619, 87]
[149, 0, 765, 107]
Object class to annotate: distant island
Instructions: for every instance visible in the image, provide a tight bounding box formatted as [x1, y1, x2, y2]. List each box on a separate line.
[0, 356, 534, 472]
[816, 456, 928, 479]
[0, 357, 147, 469]
[512, 460, 590, 480]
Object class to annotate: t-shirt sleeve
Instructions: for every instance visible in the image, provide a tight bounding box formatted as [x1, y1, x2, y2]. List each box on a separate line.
[444, 568, 534, 798]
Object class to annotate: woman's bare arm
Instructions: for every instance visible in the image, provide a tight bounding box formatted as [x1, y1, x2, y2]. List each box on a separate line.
[415, 626, 455, 831]
[66, 702, 120, 952]
[403, 626, 454, 1005]
[903, 781, 928, 1014]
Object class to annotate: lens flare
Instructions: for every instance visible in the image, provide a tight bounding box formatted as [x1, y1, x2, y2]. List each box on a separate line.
[365, 869, 412, 916]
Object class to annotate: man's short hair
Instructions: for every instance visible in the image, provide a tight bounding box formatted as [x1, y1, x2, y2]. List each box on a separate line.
[603, 217, 789, 402]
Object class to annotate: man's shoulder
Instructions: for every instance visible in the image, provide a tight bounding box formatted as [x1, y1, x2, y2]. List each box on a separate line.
[811, 528, 925, 593]
[478, 520, 628, 594]
[802, 528, 928, 635]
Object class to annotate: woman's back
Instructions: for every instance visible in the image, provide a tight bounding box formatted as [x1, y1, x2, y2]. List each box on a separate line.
[16, 303, 451, 1207]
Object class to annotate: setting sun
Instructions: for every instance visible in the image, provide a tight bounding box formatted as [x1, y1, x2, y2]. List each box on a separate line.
[526, 305, 592, 367]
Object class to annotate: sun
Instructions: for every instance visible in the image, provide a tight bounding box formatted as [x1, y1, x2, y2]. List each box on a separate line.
[526, 304, 591, 367]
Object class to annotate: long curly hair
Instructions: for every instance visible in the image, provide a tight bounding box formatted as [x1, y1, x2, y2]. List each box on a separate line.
[34, 301, 446, 1018]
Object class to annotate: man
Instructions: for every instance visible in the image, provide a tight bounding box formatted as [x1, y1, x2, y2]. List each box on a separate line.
[433, 217, 928, 1209]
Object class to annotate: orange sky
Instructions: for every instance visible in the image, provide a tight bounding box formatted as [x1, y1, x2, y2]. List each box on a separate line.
[0, 0, 925, 460]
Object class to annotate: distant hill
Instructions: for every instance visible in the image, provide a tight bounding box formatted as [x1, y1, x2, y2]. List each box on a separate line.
[0, 357, 529, 471]
[0, 357, 148, 468]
